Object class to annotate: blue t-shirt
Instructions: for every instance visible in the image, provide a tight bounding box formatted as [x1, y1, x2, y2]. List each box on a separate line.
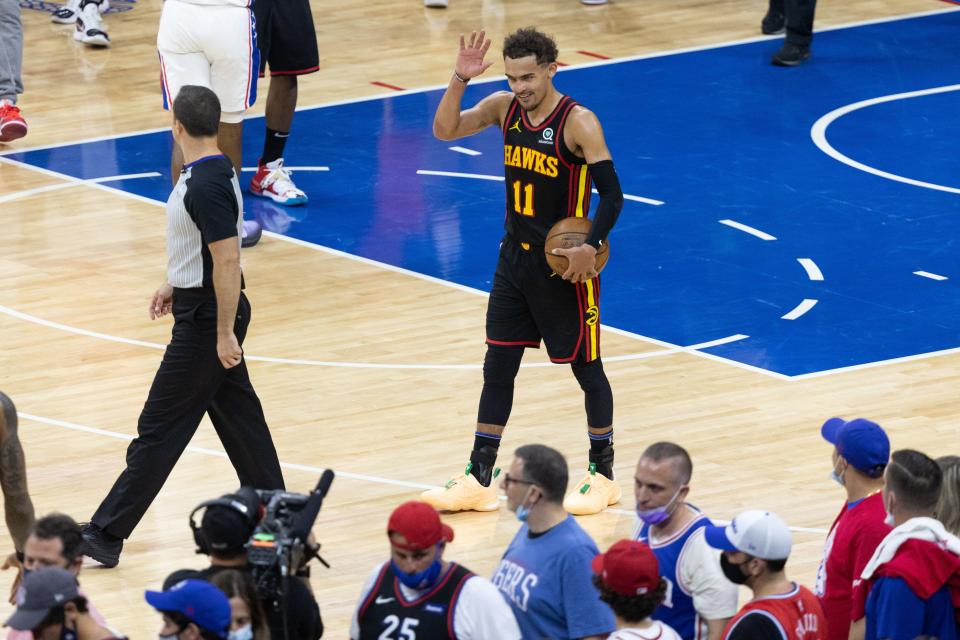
[492, 515, 616, 639]
[864, 576, 957, 640]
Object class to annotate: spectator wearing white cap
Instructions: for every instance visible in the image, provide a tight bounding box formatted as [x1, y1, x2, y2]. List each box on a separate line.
[814, 418, 891, 640]
[4, 567, 126, 640]
[592, 539, 683, 640]
[704, 510, 826, 640]
[351, 501, 520, 640]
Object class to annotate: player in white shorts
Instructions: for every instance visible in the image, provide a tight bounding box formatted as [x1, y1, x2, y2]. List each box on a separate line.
[157, 0, 261, 245]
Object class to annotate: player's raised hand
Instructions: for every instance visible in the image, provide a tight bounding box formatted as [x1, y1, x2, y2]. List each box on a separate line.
[456, 30, 494, 80]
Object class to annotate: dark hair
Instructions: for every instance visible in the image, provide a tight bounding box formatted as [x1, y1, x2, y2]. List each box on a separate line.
[502, 28, 558, 65]
[210, 570, 270, 640]
[163, 610, 225, 640]
[202, 504, 255, 559]
[35, 596, 89, 628]
[641, 442, 693, 485]
[31, 513, 84, 563]
[173, 85, 221, 137]
[764, 558, 788, 573]
[592, 575, 667, 622]
[887, 449, 943, 513]
[514, 444, 568, 503]
[936, 455, 960, 536]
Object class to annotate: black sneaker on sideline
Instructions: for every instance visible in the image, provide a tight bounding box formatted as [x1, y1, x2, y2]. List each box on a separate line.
[772, 44, 811, 67]
[761, 10, 785, 35]
[80, 523, 123, 568]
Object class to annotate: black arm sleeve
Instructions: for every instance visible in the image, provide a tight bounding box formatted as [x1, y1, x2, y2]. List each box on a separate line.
[726, 612, 788, 640]
[585, 159, 623, 249]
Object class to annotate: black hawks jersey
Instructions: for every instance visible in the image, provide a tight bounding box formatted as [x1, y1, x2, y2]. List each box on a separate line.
[502, 95, 593, 246]
[356, 562, 474, 640]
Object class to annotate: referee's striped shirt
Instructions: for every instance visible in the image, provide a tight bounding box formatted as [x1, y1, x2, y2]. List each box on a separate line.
[166, 155, 244, 289]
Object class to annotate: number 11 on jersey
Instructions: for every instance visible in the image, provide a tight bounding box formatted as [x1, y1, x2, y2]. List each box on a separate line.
[512, 180, 535, 216]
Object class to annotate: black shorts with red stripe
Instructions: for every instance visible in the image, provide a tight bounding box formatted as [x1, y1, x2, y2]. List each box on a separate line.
[486, 234, 601, 364]
[254, 0, 320, 77]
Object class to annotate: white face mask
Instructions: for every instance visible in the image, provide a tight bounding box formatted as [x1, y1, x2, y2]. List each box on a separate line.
[229, 625, 253, 640]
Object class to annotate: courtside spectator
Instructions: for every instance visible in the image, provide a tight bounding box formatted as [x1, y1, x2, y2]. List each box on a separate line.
[592, 539, 683, 640]
[815, 418, 891, 640]
[351, 501, 519, 639]
[633, 443, 737, 640]
[705, 510, 826, 640]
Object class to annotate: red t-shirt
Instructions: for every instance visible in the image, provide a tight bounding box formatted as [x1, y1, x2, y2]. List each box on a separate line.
[722, 584, 825, 640]
[814, 492, 890, 640]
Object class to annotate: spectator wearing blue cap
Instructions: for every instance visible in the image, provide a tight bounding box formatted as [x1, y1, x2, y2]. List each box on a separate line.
[814, 417, 891, 640]
[146, 579, 231, 640]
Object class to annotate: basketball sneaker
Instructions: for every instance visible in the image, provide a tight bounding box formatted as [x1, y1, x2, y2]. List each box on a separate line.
[0, 101, 27, 143]
[249, 158, 308, 206]
[563, 463, 622, 515]
[74, 2, 110, 47]
[52, 0, 107, 23]
[241, 220, 262, 248]
[424, 0, 448, 6]
[421, 464, 501, 512]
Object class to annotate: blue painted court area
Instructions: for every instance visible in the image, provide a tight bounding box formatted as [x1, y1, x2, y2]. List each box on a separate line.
[5, 9, 960, 377]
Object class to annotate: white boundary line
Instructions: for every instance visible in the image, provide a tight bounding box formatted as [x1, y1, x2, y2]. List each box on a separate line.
[4, 5, 956, 158]
[16, 410, 827, 533]
[797, 258, 824, 281]
[0, 172, 163, 205]
[782, 299, 818, 320]
[811, 84, 960, 195]
[914, 270, 947, 281]
[240, 166, 329, 172]
[718, 219, 777, 241]
[449, 146, 482, 156]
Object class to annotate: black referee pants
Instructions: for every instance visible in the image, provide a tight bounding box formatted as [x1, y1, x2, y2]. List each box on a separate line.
[92, 289, 285, 539]
[769, 0, 817, 49]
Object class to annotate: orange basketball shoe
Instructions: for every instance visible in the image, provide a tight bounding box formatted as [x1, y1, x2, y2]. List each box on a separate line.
[563, 463, 622, 515]
[0, 102, 27, 143]
[421, 464, 500, 512]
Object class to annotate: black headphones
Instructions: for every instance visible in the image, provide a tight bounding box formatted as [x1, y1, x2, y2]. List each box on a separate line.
[188, 486, 261, 555]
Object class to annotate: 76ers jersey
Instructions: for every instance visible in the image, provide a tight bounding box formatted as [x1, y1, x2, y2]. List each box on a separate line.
[502, 95, 592, 245]
[722, 584, 825, 640]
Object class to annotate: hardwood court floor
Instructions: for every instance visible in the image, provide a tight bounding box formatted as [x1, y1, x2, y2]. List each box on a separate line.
[1, 0, 957, 637]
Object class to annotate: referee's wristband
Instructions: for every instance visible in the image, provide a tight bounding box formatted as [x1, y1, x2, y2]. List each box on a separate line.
[453, 71, 470, 84]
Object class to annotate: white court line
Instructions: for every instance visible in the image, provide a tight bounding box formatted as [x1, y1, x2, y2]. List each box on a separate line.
[240, 166, 329, 172]
[417, 169, 664, 206]
[811, 84, 960, 195]
[782, 299, 818, 321]
[4, 6, 957, 159]
[797, 258, 824, 281]
[0, 172, 162, 205]
[449, 146, 481, 156]
[16, 410, 827, 533]
[718, 219, 777, 241]
[914, 270, 948, 281]
[0, 304, 747, 369]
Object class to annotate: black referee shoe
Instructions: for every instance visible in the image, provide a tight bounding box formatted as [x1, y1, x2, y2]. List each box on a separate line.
[772, 44, 810, 67]
[761, 9, 785, 34]
[80, 523, 123, 568]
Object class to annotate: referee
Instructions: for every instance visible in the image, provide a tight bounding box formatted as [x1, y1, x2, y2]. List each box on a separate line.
[81, 85, 285, 568]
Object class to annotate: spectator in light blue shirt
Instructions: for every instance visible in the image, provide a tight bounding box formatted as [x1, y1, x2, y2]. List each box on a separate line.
[492, 444, 616, 640]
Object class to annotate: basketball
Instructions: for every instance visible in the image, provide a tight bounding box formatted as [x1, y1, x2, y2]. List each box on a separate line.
[544, 217, 610, 277]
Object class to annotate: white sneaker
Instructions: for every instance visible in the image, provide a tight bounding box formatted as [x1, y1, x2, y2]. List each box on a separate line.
[249, 158, 308, 206]
[581, 0, 608, 4]
[53, 0, 107, 24]
[424, 0, 448, 6]
[74, 2, 110, 47]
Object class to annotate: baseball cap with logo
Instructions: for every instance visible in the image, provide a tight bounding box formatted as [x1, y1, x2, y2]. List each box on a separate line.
[145, 579, 231, 638]
[4, 567, 79, 630]
[592, 539, 660, 596]
[704, 510, 792, 561]
[387, 501, 455, 550]
[821, 417, 890, 478]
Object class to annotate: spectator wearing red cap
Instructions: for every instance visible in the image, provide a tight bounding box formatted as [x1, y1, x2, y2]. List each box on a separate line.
[704, 510, 826, 640]
[593, 540, 683, 640]
[351, 501, 520, 640]
[814, 417, 890, 640]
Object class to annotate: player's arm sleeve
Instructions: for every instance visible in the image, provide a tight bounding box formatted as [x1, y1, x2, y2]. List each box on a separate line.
[455, 576, 522, 640]
[724, 611, 788, 640]
[184, 179, 240, 245]
[560, 545, 617, 638]
[683, 531, 740, 621]
[870, 577, 926, 639]
[585, 159, 623, 249]
[349, 563, 385, 640]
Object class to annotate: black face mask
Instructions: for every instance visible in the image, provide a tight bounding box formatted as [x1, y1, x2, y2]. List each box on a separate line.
[720, 554, 751, 585]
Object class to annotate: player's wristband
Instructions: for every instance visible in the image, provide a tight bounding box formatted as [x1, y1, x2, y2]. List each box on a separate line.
[453, 71, 470, 84]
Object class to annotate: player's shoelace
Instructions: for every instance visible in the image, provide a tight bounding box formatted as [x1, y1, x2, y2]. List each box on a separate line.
[262, 165, 303, 197]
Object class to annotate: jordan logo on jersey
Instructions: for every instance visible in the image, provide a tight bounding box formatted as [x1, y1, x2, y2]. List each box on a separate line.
[509, 118, 522, 133]
[503, 145, 560, 178]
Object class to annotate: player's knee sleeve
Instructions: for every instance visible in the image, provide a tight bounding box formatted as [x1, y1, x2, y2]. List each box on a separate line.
[477, 346, 523, 426]
[572, 359, 613, 428]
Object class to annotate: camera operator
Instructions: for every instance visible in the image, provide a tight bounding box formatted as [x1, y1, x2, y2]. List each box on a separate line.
[170, 489, 322, 640]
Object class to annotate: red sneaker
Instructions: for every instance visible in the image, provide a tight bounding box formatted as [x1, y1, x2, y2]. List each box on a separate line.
[0, 102, 27, 143]
[249, 158, 308, 206]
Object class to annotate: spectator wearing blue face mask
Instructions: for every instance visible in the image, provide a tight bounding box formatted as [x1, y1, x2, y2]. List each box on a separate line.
[633, 442, 738, 640]
[351, 500, 519, 640]
[493, 444, 616, 640]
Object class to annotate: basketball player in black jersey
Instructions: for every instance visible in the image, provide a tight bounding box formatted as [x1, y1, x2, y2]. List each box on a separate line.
[421, 28, 625, 516]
